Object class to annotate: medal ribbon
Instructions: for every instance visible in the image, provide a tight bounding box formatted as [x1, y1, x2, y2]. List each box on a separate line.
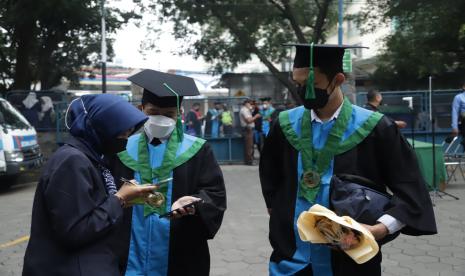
[135, 133, 180, 216]
[298, 97, 353, 203]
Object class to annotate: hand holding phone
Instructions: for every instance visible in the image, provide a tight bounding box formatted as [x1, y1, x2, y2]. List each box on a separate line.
[159, 197, 204, 219]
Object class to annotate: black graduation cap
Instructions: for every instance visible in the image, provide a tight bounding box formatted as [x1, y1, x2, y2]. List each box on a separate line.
[128, 69, 200, 107]
[260, 97, 272, 102]
[285, 43, 367, 70]
[285, 43, 367, 100]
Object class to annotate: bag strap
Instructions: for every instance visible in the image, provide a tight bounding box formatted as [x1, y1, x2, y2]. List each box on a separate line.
[335, 174, 388, 194]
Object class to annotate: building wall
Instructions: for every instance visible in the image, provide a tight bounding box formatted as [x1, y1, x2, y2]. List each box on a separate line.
[220, 73, 290, 102]
[326, 2, 393, 60]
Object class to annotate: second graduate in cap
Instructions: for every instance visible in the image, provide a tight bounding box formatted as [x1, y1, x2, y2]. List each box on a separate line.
[117, 69, 226, 276]
[259, 44, 436, 276]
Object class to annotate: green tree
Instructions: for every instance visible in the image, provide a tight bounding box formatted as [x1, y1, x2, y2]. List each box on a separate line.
[353, 0, 465, 90]
[149, 0, 337, 101]
[0, 0, 139, 90]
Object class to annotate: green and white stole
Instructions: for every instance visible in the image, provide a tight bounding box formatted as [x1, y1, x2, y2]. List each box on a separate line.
[279, 98, 383, 203]
[118, 133, 205, 216]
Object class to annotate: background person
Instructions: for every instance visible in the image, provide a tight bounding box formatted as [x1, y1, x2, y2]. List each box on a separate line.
[451, 81, 465, 139]
[38, 96, 55, 130]
[221, 104, 234, 136]
[364, 89, 407, 129]
[252, 100, 264, 157]
[260, 97, 276, 136]
[185, 102, 203, 136]
[21, 92, 41, 128]
[205, 101, 223, 138]
[240, 99, 261, 165]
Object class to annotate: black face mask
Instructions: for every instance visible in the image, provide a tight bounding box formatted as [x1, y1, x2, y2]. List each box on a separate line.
[297, 85, 330, 110]
[102, 138, 128, 155]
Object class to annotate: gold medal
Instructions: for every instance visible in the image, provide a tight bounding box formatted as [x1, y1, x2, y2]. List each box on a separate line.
[302, 170, 320, 188]
[146, 192, 165, 207]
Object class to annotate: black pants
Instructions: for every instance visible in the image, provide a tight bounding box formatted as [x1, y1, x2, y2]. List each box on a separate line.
[295, 250, 382, 276]
[242, 127, 254, 165]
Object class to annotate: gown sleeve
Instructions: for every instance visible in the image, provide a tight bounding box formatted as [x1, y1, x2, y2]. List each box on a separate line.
[43, 151, 123, 248]
[259, 121, 285, 209]
[191, 143, 227, 239]
[375, 117, 437, 235]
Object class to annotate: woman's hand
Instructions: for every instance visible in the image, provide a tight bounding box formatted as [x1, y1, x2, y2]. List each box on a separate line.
[115, 181, 157, 207]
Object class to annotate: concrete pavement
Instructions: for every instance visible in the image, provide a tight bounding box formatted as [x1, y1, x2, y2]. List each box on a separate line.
[0, 165, 464, 275]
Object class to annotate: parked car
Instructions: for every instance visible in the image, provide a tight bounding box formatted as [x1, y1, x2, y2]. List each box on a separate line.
[0, 97, 43, 189]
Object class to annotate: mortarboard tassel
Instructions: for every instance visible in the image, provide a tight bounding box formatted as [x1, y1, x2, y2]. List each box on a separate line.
[305, 42, 316, 100]
[162, 83, 184, 141]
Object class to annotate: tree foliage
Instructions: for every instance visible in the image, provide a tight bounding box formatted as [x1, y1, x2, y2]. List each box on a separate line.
[0, 0, 139, 90]
[353, 0, 465, 90]
[148, 0, 337, 101]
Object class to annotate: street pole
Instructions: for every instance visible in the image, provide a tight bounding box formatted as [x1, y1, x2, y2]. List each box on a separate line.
[429, 76, 432, 122]
[429, 75, 438, 205]
[101, 0, 107, 94]
[338, 0, 343, 45]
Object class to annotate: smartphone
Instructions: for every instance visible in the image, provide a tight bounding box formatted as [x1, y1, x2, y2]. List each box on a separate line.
[159, 199, 204, 219]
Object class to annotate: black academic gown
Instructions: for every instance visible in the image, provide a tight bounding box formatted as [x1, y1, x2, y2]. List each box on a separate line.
[23, 137, 126, 276]
[120, 140, 227, 276]
[259, 115, 437, 276]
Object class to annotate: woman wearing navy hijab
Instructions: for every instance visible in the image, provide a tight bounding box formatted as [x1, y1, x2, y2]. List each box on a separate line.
[23, 94, 156, 276]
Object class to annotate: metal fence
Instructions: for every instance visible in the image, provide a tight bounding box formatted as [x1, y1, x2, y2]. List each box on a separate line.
[8, 88, 460, 160]
[356, 89, 459, 133]
[181, 96, 248, 139]
[4, 92, 255, 163]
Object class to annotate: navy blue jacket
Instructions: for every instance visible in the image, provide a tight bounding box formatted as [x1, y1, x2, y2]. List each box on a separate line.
[23, 94, 147, 276]
[23, 138, 125, 276]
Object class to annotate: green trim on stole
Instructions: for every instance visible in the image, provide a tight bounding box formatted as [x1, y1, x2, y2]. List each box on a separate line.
[335, 111, 383, 155]
[118, 134, 206, 216]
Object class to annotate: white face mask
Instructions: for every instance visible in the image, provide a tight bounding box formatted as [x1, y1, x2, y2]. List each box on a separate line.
[144, 115, 176, 141]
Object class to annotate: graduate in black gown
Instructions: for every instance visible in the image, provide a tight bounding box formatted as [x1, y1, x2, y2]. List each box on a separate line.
[259, 44, 437, 276]
[117, 69, 226, 276]
[23, 94, 156, 276]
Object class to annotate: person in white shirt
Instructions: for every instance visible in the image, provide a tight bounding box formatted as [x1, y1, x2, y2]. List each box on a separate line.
[240, 99, 261, 165]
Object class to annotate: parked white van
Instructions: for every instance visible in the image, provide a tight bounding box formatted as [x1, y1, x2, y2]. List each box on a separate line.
[0, 97, 43, 188]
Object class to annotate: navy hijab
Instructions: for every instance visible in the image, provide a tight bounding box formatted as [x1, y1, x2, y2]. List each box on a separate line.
[66, 94, 147, 163]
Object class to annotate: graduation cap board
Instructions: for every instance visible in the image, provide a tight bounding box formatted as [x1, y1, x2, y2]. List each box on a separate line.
[128, 69, 201, 141]
[128, 69, 200, 107]
[284, 43, 367, 100]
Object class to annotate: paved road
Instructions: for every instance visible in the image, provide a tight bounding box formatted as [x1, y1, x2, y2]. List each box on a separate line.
[0, 182, 36, 276]
[1, 166, 464, 275]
